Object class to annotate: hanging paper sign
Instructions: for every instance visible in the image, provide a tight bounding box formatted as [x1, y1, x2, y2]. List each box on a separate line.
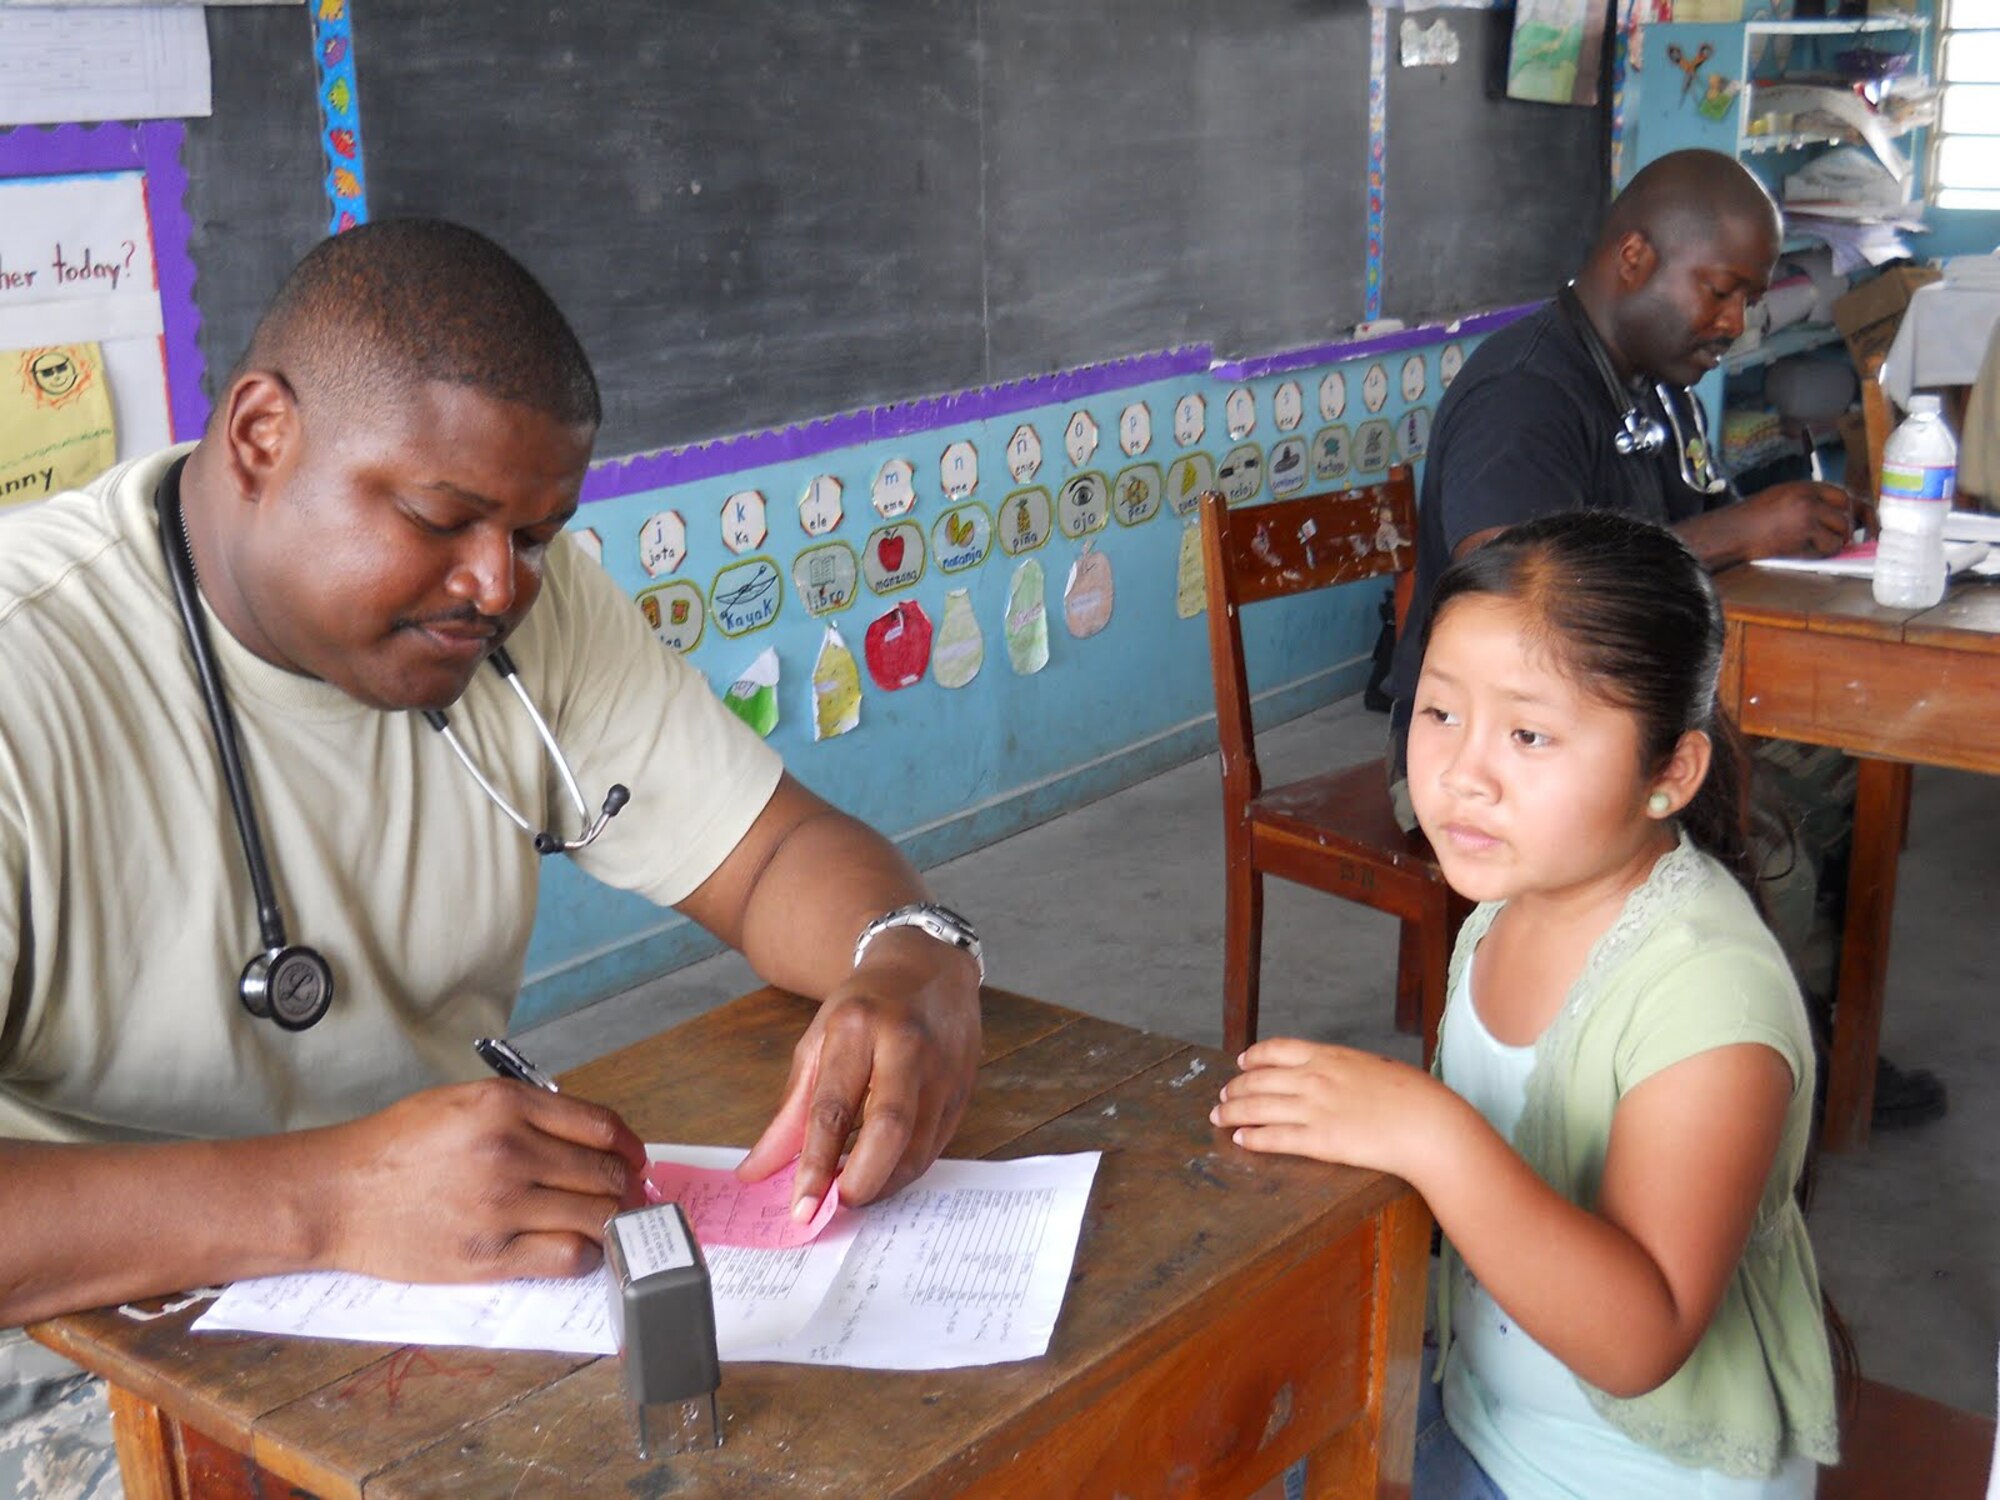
[1112, 463, 1163, 527]
[798, 474, 844, 537]
[998, 486, 1053, 556]
[572, 528, 604, 566]
[792, 541, 859, 618]
[1361, 363, 1390, 414]
[1273, 381, 1305, 433]
[637, 579, 705, 654]
[1440, 343, 1466, 387]
[1005, 558, 1050, 676]
[939, 440, 979, 500]
[1224, 386, 1257, 440]
[1175, 520, 1207, 619]
[864, 599, 933, 691]
[711, 556, 783, 637]
[1312, 426, 1353, 484]
[862, 521, 926, 594]
[0, 176, 162, 347]
[1063, 409, 1100, 467]
[1173, 393, 1206, 447]
[1166, 452, 1215, 518]
[1354, 419, 1395, 474]
[723, 647, 781, 738]
[1319, 371, 1348, 422]
[1006, 424, 1043, 484]
[811, 625, 861, 741]
[1057, 472, 1108, 539]
[721, 490, 767, 554]
[638, 510, 687, 578]
[1400, 354, 1428, 403]
[1, 343, 113, 506]
[1396, 406, 1433, 463]
[1268, 437, 1309, 498]
[1064, 543, 1115, 639]
[1217, 444, 1264, 506]
[1119, 402, 1152, 457]
[932, 502, 993, 574]
[872, 458, 917, 519]
[932, 589, 984, 689]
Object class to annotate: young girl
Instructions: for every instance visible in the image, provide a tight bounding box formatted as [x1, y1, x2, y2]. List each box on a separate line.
[1213, 511, 1838, 1498]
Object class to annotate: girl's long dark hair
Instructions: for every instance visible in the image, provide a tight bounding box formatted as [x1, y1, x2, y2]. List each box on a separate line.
[1423, 510, 1756, 892]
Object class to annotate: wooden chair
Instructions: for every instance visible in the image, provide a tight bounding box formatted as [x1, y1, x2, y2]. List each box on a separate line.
[1199, 474, 1469, 1064]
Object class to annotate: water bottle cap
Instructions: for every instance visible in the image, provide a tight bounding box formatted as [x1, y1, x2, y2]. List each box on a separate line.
[1910, 394, 1942, 415]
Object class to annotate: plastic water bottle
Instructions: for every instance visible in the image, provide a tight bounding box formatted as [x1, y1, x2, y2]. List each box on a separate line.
[1871, 395, 1957, 610]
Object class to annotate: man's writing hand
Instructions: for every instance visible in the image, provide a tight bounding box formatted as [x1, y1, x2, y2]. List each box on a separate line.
[319, 1081, 647, 1282]
[1736, 480, 1858, 558]
[738, 930, 980, 1218]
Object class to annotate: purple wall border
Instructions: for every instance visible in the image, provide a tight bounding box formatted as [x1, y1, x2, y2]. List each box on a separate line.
[0, 122, 208, 442]
[582, 346, 1211, 503]
[1209, 303, 1541, 382]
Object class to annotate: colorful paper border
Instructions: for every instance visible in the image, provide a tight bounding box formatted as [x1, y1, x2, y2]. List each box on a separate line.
[311, 0, 369, 232]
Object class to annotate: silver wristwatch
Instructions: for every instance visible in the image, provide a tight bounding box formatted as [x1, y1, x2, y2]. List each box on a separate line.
[852, 902, 984, 982]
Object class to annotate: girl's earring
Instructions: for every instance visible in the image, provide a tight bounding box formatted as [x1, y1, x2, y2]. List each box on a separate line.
[1648, 790, 1673, 817]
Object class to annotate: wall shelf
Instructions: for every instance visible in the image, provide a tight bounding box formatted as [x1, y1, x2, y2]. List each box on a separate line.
[1722, 320, 1845, 372]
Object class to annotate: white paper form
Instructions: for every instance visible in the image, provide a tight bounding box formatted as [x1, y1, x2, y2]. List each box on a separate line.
[195, 1149, 1100, 1370]
[0, 7, 211, 127]
[737, 1153, 1102, 1370]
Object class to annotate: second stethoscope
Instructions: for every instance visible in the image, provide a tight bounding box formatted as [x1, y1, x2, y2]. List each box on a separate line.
[156, 457, 629, 1031]
[1558, 282, 1729, 498]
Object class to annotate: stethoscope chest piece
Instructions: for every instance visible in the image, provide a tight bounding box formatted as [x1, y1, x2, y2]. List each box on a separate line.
[241, 945, 335, 1031]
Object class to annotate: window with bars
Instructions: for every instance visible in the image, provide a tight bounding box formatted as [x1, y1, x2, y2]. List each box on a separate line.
[1937, 0, 2000, 207]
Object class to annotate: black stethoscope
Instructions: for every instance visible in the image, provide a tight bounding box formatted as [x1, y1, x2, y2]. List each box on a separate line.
[155, 457, 628, 1031]
[1557, 283, 1729, 497]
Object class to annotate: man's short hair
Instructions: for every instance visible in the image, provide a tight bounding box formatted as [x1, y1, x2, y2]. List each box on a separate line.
[235, 219, 601, 429]
[1596, 149, 1780, 265]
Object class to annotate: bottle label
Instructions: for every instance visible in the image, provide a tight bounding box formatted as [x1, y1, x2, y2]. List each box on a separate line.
[1881, 463, 1955, 503]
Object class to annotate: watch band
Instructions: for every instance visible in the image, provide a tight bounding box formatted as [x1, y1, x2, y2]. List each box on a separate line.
[852, 902, 985, 983]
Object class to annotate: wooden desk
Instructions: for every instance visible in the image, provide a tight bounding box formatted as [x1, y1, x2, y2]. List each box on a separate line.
[1717, 568, 2000, 1150]
[31, 988, 1429, 1498]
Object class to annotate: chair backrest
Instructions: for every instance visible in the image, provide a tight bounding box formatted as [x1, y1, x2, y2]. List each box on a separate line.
[1860, 352, 1892, 499]
[1199, 467, 1417, 807]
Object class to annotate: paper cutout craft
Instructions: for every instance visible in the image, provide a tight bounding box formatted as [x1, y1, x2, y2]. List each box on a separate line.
[1269, 437, 1308, 498]
[1, 343, 114, 507]
[1361, 363, 1389, 413]
[1440, 343, 1465, 387]
[1400, 353, 1427, 402]
[1173, 392, 1206, 447]
[930, 589, 984, 689]
[939, 440, 978, 500]
[572, 528, 604, 566]
[999, 486, 1053, 555]
[721, 490, 768, 554]
[793, 541, 860, 617]
[1057, 472, 1109, 539]
[1218, 443, 1264, 505]
[872, 457, 917, 518]
[1006, 558, 1050, 676]
[1354, 419, 1394, 474]
[641, 1156, 840, 1251]
[798, 474, 844, 537]
[711, 556, 783, 637]
[932, 502, 993, 574]
[864, 600, 933, 691]
[1119, 401, 1151, 456]
[638, 579, 705, 653]
[863, 521, 926, 594]
[1063, 409, 1100, 467]
[1064, 544, 1114, 639]
[1225, 386, 1256, 440]
[1006, 423, 1043, 484]
[723, 647, 781, 738]
[1319, 370, 1348, 421]
[1112, 463, 1163, 527]
[1273, 380, 1305, 433]
[1313, 425, 1353, 483]
[1166, 453, 1214, 518]
[1175, 520, 1207, 619]
[812, 625, 861, 741]
[637, 510, 686, 577]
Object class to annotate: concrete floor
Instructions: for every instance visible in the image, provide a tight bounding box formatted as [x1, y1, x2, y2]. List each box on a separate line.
[520, 695, 1999, 1419]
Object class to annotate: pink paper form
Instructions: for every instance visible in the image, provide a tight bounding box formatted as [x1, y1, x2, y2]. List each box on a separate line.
[642, 1157, 841, 1250]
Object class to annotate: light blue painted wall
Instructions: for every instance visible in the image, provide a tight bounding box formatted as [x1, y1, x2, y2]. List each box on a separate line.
[511, 335, 1490, 1026]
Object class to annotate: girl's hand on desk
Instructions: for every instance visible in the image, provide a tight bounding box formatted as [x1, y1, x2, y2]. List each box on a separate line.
[1211, 1038, 1459, 1180]
[313, 1080, 648, 1284]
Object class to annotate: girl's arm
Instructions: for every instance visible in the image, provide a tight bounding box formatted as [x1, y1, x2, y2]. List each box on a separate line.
[1214, 1038, 1792, 1398]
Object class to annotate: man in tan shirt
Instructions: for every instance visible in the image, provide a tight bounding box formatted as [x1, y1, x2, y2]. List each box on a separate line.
[0, 221, 982, 1339]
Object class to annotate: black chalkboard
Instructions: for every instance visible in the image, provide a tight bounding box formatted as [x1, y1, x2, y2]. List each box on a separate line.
[180, 2, 1604, 457]
[1381, 8, 1608, 324]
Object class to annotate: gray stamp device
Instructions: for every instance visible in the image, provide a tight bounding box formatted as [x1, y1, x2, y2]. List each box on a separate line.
[603, 1201, 723, 1457]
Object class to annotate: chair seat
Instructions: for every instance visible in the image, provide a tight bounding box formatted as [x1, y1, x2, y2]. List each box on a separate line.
[1820, 1378, 1996, 1500]
[1247, 760, 1444, 881]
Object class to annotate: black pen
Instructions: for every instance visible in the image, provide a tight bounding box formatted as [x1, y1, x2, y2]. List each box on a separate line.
[475, 1036, 560, 1092]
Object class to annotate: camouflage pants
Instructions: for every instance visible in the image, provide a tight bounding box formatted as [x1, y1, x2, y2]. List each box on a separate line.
[0, 1332, 118, 1500]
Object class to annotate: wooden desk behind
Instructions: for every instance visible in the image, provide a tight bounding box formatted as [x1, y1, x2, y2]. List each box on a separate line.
[33, 988, 1429, 1499]
[1717, 568, 2000, 1149]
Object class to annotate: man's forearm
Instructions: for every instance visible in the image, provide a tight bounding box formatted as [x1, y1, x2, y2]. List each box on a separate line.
[0, 1132, 334, 1325]
[1673, 507, 1756, 571]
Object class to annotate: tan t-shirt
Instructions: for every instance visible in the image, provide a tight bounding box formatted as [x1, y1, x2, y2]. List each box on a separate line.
[0, 445, 782, 1143]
